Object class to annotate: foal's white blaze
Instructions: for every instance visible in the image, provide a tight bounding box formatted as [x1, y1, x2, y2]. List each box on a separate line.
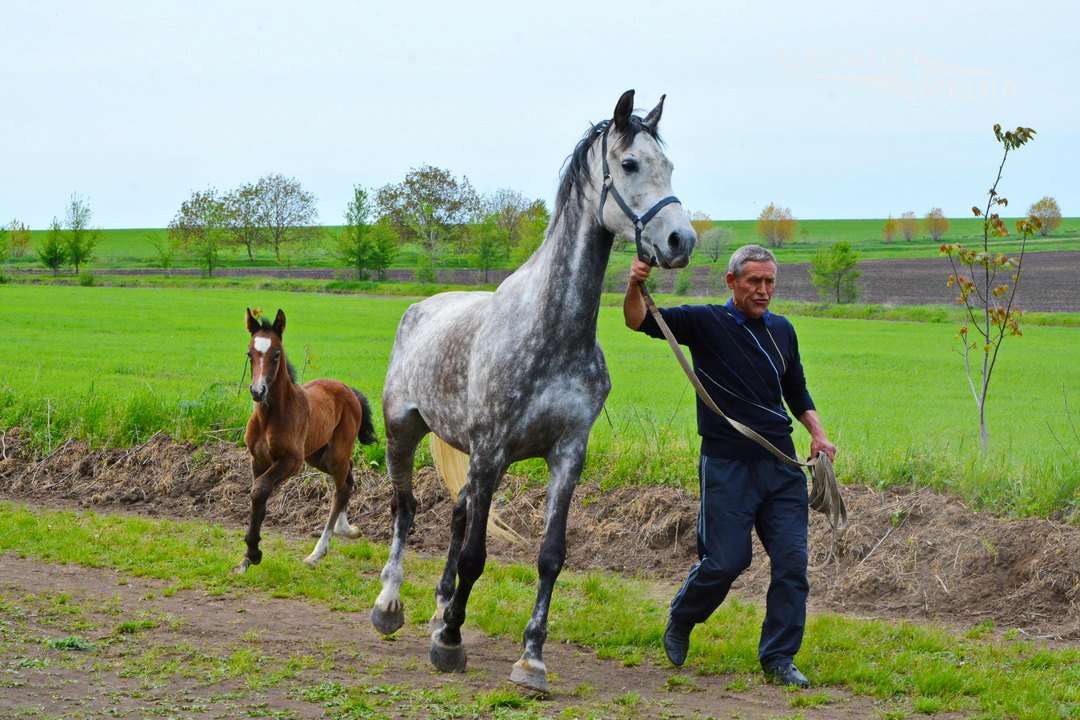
[253, 336, 272, 353]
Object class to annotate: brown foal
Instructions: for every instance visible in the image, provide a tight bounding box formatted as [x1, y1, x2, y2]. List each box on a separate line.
[233, 308, 377, 574]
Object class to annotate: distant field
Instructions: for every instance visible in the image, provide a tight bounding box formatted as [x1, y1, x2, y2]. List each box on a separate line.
[3, 284, 1078, 517]
[10, 217, 1080, 270]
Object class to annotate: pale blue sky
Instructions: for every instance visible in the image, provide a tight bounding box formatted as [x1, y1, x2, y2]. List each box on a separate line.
[2, 0, 1076, 228]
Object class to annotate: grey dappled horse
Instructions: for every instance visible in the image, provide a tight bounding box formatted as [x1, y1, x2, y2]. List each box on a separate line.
[372, 90, 696, 693]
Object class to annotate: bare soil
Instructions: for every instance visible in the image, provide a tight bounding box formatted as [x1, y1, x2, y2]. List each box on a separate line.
[14, 251, 1080, 312]
[0, 554, 893, 719]
[1, 430, 1078, 643]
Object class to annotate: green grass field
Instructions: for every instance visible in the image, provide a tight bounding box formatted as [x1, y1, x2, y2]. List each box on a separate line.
[9, 217, 1080, 270]
[3, 284, 1078, 517]
[1, 502, 1077, 720]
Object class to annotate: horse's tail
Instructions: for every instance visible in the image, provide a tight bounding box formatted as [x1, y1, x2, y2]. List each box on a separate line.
[351, 388, 378, 445]
[429, 435, 526, 546]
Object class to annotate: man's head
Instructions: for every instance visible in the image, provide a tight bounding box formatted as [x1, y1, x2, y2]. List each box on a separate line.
[726, 244, 778, 320]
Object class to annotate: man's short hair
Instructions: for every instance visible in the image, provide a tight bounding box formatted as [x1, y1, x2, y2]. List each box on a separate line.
[728, 244, 778, 277]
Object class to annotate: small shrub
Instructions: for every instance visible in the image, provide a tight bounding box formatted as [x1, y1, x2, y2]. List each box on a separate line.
[78, 270, 95, 286]
[674, 268, 692, 296]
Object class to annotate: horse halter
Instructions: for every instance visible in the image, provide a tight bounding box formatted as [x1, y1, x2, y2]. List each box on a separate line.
[596, 122, 683, 266]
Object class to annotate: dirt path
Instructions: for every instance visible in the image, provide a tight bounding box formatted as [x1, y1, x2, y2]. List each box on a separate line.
[2, 430, 1078, 642]
[0, 554, 887, 720]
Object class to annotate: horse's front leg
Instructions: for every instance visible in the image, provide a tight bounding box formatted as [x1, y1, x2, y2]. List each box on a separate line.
[429, 454, 504, 673]
[510, 436, 586, 694]
[233, 455, 303, 574]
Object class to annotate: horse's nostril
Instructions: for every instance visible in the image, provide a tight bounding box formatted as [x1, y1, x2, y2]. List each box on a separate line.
[668, 231, 681, 249]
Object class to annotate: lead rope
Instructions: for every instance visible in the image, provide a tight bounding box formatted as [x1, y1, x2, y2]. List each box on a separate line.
[638, 282, 848, 560]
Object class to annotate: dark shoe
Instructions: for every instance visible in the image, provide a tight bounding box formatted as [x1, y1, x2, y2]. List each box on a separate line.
[662, 618, 693, 667]
[763, 661, 810, 688]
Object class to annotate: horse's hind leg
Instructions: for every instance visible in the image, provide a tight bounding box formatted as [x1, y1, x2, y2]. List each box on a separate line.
[304, 461, 357, 567]
[371, 407, 426, 636]
[430, 486, 468, 630]
[510, 436, 586, 693]
[430, 451, 505, 674]
[332, 462, 363, 539]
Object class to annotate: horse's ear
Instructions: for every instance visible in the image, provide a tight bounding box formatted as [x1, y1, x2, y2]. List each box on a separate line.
[613, 89, 635, 132]
[272, 309, 286, 336]
[246, 308, 259, 335]
[643, 94, 665, 133]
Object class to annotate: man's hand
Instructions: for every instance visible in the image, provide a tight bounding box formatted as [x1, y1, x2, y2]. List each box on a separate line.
[629, 257, 652, 284]
[809, 434, 836, 462]
[798, 410, 836, 462]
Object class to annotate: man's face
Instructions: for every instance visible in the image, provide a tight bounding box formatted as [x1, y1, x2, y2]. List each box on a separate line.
[726, 260, 777, 320]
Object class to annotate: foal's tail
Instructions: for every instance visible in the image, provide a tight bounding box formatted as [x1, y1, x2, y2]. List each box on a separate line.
[351, 388, 378, 445]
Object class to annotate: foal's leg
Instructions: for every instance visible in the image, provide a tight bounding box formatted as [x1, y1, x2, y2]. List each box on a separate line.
[233, 455, 303, 574]
[371, 409, 426, 636]
[510, 437, 586, 693]
[304, 461, 358, 566]
[430, 452, 504, 673]
[332, 463, 363, 539]
[431, 486, 468, 630]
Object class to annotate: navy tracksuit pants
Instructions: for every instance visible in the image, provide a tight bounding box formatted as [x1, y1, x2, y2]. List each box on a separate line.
[670, 454, 810, 667]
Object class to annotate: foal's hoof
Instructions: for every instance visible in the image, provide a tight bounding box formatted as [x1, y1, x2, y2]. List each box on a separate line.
[334, 524, 363, 539]
[231, 558, 251, 575]
[429, 632, 467, 673]
[302, 553, 321, 568]
[370, 600, 405, 636]
[510, 658, 549, 694]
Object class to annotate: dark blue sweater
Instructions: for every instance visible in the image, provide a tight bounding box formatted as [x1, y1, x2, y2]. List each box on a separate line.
[637, 299, 815, 461]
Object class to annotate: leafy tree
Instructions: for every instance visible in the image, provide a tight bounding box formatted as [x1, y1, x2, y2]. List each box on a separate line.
[169, 188, 228, 276]
[368, 217, 399, 280]
[147, 232, 179, 275]
[255, 174, 318, 261]
[925, 207, 950, 242]
[882, 216, 898, 243]
[941, 124, 1037, 450]
[63, 193, 97, 273]
[809, 241, 861, 303]
[469, 213, 507, 282]
[38, 218, 67, 273]
[375, 165, 479, 266]
[510, 200, 550, 267]
[482, 188, 538, 257]
[690, 211, 713, 244]
[756, 203, 796, 247]
[0, 224, 8, 261]
[1028, 196, 1061, 237]
[699, 226, 733, 263]
[7, 220, 31, 258]
[336, 185, 377, 279]
[898, 211, 918, 241]
[223, 183, 265, 259]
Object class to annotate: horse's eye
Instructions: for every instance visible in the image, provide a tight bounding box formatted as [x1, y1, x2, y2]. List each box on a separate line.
[621, 159, 639, 173]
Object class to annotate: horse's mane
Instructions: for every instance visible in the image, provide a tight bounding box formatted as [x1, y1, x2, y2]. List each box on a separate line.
[254, 317, 298, 382]
[551, 114, 662, 229]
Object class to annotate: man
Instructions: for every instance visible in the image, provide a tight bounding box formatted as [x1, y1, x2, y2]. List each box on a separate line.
[624, 244, 836, 688]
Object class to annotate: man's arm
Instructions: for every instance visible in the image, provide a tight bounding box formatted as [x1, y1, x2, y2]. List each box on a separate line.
[797, 409, 836, 461]
[623, 257, 652, 330]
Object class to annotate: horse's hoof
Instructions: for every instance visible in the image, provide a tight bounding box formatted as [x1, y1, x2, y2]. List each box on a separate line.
[510, 658, 549, 694]
[231, 559, 250, 575]
[302, 554, 320, 568]
[335, 524, 362, 539]
[429, 632, 467, 673]
[370, 601, 405, 636]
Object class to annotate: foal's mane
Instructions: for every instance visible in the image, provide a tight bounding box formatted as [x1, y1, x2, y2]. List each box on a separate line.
[253, 317, 298, 383]
[552, 114, 662, 228]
